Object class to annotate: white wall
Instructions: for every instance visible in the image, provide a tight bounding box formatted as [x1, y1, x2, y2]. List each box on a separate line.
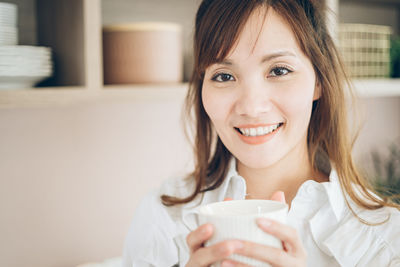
[352, 96, 400, 171]
[0, 96, 192, 267]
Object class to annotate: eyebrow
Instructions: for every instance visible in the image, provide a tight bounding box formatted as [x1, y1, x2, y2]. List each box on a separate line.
[216, 51, 297, 66]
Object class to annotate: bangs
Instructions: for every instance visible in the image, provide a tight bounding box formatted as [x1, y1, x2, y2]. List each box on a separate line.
[194, 0, 268, 76]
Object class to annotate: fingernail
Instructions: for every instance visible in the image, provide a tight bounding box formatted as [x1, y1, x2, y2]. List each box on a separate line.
[221, 260, 235, 267]
[257, 218, 272, 228]
[201, 224, 211, 234]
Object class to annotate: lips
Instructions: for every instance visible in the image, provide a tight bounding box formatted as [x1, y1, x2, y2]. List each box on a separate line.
[235, 123, 283, 137]
[234, 123, 284, 145]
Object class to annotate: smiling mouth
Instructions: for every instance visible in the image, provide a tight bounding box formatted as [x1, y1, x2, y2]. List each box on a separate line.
[234, 123, 284, 137]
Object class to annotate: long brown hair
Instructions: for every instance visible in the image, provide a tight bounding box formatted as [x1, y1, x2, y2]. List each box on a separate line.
[161, 0, 400, 219]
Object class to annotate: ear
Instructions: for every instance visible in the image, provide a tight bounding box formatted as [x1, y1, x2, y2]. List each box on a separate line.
[313, 78, 321, 101]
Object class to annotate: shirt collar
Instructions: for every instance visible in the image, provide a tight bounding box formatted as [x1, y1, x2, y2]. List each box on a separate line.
[231, 159, 347, 223]
[322, 169, 346, 221]
[226, 158, 345, 222]
[181, 158, 346, 230]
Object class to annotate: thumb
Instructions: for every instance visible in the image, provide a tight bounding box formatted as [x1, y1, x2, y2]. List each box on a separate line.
[270, 191, 286, 203]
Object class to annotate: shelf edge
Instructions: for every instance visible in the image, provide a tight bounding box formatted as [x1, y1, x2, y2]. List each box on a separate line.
[352, 79, 400, 98]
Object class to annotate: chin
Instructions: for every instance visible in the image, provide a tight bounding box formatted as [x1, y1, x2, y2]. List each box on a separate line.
[236, 154, 282, 170]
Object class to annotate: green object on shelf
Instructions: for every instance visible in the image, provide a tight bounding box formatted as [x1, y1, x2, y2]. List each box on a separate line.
[371, 142, 400, 204]
[391, 36, 400, 78]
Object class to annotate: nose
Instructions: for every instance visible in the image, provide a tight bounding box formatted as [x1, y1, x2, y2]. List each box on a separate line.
[234, 81, 273, 118]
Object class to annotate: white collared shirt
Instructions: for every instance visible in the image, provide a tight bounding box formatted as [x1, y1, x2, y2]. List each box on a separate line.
[122, 159, 400, 267]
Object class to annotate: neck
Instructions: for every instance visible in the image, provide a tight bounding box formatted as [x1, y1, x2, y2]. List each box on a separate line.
[237, 142, 327, 205]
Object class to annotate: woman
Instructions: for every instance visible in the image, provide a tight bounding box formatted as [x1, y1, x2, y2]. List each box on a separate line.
[123, 0, 400, 266]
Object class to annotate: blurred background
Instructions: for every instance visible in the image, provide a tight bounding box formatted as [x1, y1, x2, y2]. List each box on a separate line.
[0, 0, 399, 266]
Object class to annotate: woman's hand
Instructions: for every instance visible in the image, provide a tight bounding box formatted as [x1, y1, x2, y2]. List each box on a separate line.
[185, 223, 244, 267]
[221, 191, 307, 267]
[220, 218, 307, 267]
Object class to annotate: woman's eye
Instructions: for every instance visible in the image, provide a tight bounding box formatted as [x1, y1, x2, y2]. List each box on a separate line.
[269, 67, 292, 77]
[212, 73, 235, 82]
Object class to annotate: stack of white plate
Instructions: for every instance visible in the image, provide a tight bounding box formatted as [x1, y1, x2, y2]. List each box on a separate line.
[0, 2, 18, 45]
[0, 46, 53, 89]
[0, 3, 52, 89]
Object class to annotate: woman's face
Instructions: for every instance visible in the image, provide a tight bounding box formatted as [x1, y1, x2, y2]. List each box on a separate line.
[202, 7, 320, 169]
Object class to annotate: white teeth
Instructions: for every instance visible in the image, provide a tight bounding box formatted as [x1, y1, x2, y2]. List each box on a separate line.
[238, 123, 281, 137]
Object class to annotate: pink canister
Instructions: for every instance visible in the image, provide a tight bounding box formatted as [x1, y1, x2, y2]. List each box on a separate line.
[103, 22, 183, 84]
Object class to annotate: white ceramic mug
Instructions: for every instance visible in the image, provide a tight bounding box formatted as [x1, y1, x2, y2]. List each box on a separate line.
[198, 199, 288, 267]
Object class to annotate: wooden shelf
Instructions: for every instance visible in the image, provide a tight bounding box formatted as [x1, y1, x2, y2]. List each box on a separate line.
[1, 0, 399, 108]
[0, 87, 88, 108]
[0, 83, 189, 108]
[97, 84, 189, 103]
[103, 83, 188, 97]
[36, 0, 86, 87]
[6, 0, 102, 89]
[340, 0, 400, 7]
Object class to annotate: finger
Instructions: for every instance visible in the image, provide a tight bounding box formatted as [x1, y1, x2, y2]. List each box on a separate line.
[189, 240, 243, 266]
[186, 223, 213, 253]
[270, 191, 286, 203]
[256, 218, 304, 256]
[234, 239, 289, 266]
[236, 240, 305, 267]
[236, 241, 303, 267]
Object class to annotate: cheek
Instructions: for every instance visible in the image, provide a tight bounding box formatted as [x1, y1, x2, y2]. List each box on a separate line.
[201, 86, 217, 121]
[202, 85, 233, 123]
[278, 75, 316, 115]
[272, 83, 315, 132]
[281, 91, 313, 116]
